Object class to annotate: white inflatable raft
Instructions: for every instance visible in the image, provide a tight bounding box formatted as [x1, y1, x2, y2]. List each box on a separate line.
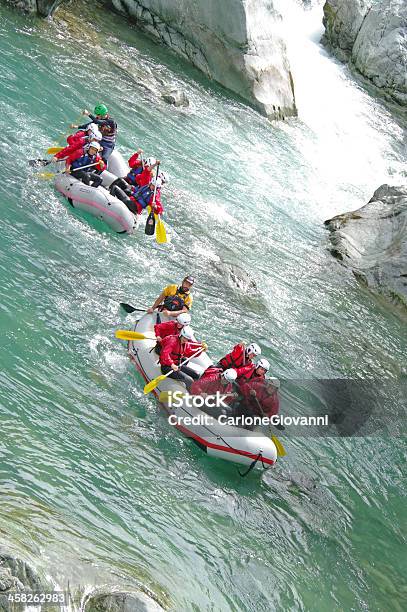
[128, 313, 278, 471]
[54, 150, 140, 234]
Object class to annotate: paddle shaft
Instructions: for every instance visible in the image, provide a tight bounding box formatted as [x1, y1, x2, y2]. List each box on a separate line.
[65, 162, 99, 173]
[120, 303, 149, 314]
[152, 163, 160, 207]
[254, 394, 285, 430]
[162, 346, 204, 379]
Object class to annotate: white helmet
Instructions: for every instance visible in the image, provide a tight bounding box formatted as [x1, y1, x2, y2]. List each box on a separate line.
[159, 171, 169, 184]
[150, 176, 162, 188]
[87, 141, 102, 151]
[223, 368, 237, 382]
[256, 358, 270, 372]
[145, 156, 156, 167]
[87, 122, 99, 133]
[90, 127, 102, 141]
[179, 325, 195, 341]
[246, 343, 261, 357]
[177, 313, 191, 326]
[269, 376, 280, 389]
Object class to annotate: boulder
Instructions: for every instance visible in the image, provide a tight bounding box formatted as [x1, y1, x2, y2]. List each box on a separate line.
[213, 261, 257, 294]
[0, 553, 47, 593]
[322, 0, 407, 106]
[324, 184, 407, 310]
[84, 591, 164, 612]
[161, 88, 189, 107]
[7, 0, 65, 16]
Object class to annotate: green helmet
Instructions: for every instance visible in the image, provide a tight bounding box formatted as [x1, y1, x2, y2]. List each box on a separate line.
[94, 103, 108, 116]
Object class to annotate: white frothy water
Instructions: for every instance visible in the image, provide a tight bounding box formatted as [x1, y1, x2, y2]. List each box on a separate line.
[274, 0, 405, 217]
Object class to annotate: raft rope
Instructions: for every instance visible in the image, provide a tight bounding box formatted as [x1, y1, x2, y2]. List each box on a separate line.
[238, 452, 266, 477]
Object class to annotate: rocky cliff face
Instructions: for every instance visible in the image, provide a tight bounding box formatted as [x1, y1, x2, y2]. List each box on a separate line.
[322, 0, 407, 106]
[325, 185, 407, 310]
[7, 0, 297, 120]
[7, 0, 65, 17]
[109, 0, 297, 120]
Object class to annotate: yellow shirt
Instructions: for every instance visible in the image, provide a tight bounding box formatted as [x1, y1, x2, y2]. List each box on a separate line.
[163, 284, 193, 309]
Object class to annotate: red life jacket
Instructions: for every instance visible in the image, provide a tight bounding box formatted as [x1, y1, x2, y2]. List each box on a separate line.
[159, 335, 197, 367]
[239, 379, 279, 417]
[235, 363, 261, 381]
[67, 130, 86, 146]
[154, 320, 179, 340]
[190, 370, 234, 403]
[128, 152, 143, 169]
[219, 344, 247, 370]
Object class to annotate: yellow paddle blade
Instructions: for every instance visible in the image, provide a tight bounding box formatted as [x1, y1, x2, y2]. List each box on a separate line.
[144, 375, 167, 395]
[155, 215, 167, 244]
[159, 390, 186, 404]
[46, 147, 64, 154]
[115, 330, 154, 341]
[271, 435, 286, 458]
[38, 172, 55, 180]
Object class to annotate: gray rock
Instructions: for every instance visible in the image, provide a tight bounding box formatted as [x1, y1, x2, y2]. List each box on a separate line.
[0, 552, 53, 612]
[0, 566, 16, 592]
[322, 0, 407, 106]
[109, 0, 297, 120]
[85, 591, 164, 612]
[325, 184, 407, 310]
[7, 0, 66, 16]
[213, 261, 257, 293]
[161, 88, 189, 107]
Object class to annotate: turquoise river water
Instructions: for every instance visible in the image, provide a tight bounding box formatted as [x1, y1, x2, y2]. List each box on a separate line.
[0, 0, 406, 610]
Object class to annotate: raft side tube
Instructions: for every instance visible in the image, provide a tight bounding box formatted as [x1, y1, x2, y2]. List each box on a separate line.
[54, 173, 139, 234]
[128, 313, 277, 469]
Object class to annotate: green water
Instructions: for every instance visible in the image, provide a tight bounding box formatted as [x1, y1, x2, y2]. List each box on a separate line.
[0, 1, 406, 610]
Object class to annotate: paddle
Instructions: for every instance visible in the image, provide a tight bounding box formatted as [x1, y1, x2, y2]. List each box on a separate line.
[152, 166, 168, 244]
[38, 162, 99, 180]
[46, 147, 64, 155]
[159, 390, 185, 404]
[144, 347, 204, 395]
[155, 215, 167, 244]
[120, 302, 148, 314]
[145, 207, 156, 236]
[115, 330, 155, 341]
[253, 395, 286, 457]
[28, 159, 52, 167]
[145, 164, 160, 236]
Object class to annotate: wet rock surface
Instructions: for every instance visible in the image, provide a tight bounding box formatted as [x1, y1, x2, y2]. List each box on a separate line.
[325, 184, 407, 310]
[322, 0, 407, 107]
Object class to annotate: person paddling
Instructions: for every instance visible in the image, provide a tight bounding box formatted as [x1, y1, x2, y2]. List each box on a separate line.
[129, 156, 160, 188]
[239, 376, 280, 417]
[217, 342, 261, 371]
[235, 357, 270, 383]
[190, 368, 238, 405]
[153, 312, 191, 355]
[52, 124, 102, 162]
[154, 312, 191, 343]
[110, 176, 163, 216]
[159, 326, 205, 391]
[73, 104, 117, 163]
[126, 149, 144, 183]
[232, 369, 279, 429]
[147, 276, 194, 317]
[109, 156, 162, 205]
[65, 141, 105, 187]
